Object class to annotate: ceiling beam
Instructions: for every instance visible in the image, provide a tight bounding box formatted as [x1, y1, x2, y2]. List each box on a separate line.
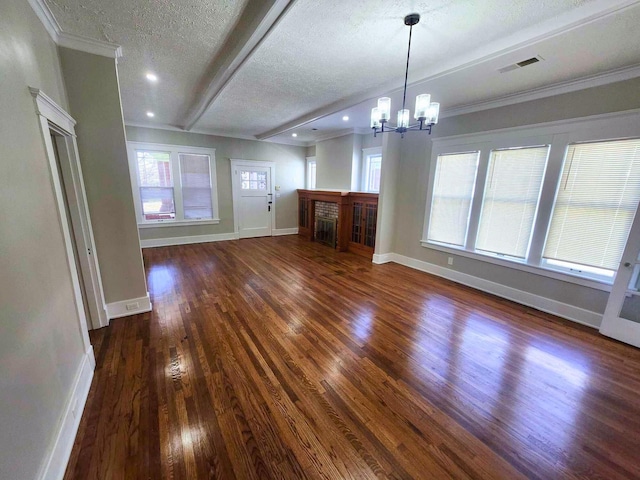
[182, 0, 295, 131]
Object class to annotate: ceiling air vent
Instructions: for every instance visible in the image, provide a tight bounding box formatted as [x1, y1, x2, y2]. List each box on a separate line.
[499, 56, 544, 73]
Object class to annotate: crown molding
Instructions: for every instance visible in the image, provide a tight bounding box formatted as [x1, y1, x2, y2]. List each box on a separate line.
[124, 122, 309, 148]
[27, 0, 61, 41]
[441, 63, 640, 119]
[58, 32, 122, 59]
[28, 0, 122, 59]
[256, 0, 640, 140]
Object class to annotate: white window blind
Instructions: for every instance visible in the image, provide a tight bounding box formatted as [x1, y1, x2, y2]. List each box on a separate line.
[476, 146, 549, 258]
[427, 152, 479, 246]
[544, 138, 640, 271]
[179, 153, 213, 219]
[136, 150, 175, 220]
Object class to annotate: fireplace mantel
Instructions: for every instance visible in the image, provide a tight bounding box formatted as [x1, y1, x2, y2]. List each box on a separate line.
[297, 189, 378, 257]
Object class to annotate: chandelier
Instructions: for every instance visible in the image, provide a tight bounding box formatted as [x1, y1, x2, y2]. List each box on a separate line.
[371, 13, 440, 137]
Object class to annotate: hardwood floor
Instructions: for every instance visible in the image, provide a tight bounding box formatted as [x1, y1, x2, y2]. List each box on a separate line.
[65, 236, 640, 479]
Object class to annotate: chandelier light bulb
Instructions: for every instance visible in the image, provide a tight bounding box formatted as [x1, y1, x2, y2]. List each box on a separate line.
[377, 97, 391, 121]
[414, 94, 431, 120]
[370, 108, 381, 128]
[427, 102, 440, 124]
[397, 109, 410, 129]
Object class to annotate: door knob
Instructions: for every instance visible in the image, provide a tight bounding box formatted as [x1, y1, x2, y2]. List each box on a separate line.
[624, 262, 632, 268]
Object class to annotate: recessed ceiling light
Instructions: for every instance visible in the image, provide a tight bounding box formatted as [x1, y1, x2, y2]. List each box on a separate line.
[292, 133, 298, 137]
[146, 73, 158, 82]
[342, 115, 349, 121]
[146, 111, 155, 118]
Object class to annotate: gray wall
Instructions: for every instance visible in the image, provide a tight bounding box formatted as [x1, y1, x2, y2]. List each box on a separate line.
[125, 127, 306, 240]
[59, 48, 148, 304]
[0, 2, 86, 479]
[315, 133, 357, 190]
[388, 77, 640, 319]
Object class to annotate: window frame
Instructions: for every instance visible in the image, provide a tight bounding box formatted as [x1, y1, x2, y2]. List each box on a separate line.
[421, 109, 640, 291]
[362, 147, 382, 192]
[127, 142, 219, 228]
[306, 156, 317, 189]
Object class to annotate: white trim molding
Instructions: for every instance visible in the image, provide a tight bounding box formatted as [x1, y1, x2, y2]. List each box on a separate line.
[30, 87, 76, 133]
[28, 0, 122, 59]
[58, 32, 123, 59]
[38, 348, 95, 480]
[105, 293, 152, 319]
[272, 228, 299, 236]
[441, 64, 640, 119]
[140, 232, 239, 248]
[374, 253, 603, 328]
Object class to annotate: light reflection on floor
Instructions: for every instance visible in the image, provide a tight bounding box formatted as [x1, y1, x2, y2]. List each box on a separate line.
[148, 264, 179, 296]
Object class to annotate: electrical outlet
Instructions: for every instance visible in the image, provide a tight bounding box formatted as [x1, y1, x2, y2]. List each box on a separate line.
[126, 302, 140, 311]
[447, 256, 454, 266]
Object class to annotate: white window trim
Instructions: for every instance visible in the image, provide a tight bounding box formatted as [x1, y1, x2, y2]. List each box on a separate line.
[127, 142, 219, 228]
[362, 146, 382, 192]
[306, 156, 316, 189]
[421, 109, 640, 290]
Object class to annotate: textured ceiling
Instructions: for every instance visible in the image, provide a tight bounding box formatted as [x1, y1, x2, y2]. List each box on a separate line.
[46, 0, 249, 126]
[45, 0, 640, 144]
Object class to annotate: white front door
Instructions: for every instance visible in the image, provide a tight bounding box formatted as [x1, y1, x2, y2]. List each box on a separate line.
[600, 207, 640, 348]
[232, 162, 274, 238]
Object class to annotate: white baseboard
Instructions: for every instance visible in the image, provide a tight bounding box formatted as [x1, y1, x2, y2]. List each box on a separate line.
[384, 253, 602, 329]
[39, 347, 95, 480]
[372, 253, 393, 264]
[140, 232, 239, 248]
[105, 293, 152, 319]
[272, 227, 299, 236]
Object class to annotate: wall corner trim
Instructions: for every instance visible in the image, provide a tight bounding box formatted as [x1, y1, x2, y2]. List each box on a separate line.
[105, 293, 152, 319]
[28, 0, 123, 59]
[272, 228, 299, 236]
[38, 348, 94, 480]
[140, 232, 240, 248]
[382, 252, 603, 329]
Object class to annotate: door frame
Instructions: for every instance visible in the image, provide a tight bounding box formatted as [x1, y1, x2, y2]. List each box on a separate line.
[600, 204, 640, 348]
[30, 87, 108, 333]
[230, 159, 276, 237]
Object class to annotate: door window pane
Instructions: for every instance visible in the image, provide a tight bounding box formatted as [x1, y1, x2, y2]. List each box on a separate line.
[241, 170, 267, 190]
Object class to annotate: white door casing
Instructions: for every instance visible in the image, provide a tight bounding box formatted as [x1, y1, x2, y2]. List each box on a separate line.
[600, 204, 640, 348]
[30, 87, 107, 333]
[231, 159, 276, 239]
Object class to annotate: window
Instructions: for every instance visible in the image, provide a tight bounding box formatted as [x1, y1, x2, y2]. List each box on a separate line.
[427, 152, 479, 246]
[422, 111, 640, 286]
[241, 169, 268, 190]
[136, 150, 175, 221]
[128, 142, 219, 227]
[180, 153, 214, 219]
[476, 146, 548, 258]
[307, 157, 316, 189]
[543, 138, 640, 275]
[362, 148, 382, 192]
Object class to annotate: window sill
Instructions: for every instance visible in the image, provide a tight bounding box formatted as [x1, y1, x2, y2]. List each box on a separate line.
[420, 240, 612, 292]
[138, 219, 220, 229]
